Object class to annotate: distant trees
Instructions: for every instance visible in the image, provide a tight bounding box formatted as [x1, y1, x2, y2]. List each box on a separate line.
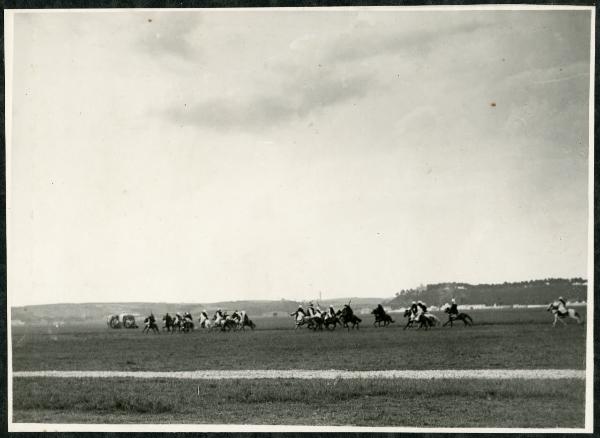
[386, 278, 587, 309]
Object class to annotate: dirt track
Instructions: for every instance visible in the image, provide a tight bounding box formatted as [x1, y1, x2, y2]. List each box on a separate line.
[12, 369, 585, 380]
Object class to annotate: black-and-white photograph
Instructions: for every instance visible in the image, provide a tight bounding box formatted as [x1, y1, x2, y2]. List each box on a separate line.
[5, 6, 594, 432]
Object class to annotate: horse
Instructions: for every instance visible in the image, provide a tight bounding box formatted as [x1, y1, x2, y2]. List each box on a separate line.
[238, 312, 256, 330]
[198, 312, 212, 329]
[290, 309, 311, 329]
[181, 313, 194, 332]
[547, 301, 582, 326]
[162, 313, 175, 332]
[371, 308, 394, 327]
[323, 311, 342, 330]
[213, 311, 238, 331]
[403, 309, 438, 330]
[290, 308, 319, 330]
[440, 303, 473, 327]
[403, 308, 417, 329]
[339, 305, 361, 330]
[143, 315, 159, 334]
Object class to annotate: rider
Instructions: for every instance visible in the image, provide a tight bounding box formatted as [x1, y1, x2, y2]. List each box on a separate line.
[449, 298, 459, 316]
[307, 302, 316, 317]
[200, 310, 209, 327]
[557, 297, 568, 316]
[375, 304, 385, 318]
[410, 301, 418, 317]
[290, 306, 304, 317]
[415, 301, 428, 322]
[327, 305, 336, 318]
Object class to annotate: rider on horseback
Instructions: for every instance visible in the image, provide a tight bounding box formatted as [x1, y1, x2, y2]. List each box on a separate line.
[327, 305, 336, 318]
[410, 301, 418, 316]
[557, 297, 568, 316]
[449, 298, 459, 316]
[375, 304, 385, 318]
[290, 306, 304, 317]
[415, 301, 428, 322]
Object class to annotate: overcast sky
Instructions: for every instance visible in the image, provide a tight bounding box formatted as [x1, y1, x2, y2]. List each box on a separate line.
[7, 8, 592, 306]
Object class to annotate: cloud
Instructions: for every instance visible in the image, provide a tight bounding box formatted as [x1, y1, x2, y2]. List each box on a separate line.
[325, 20, 485, 64]
[167, 69, 373, 131]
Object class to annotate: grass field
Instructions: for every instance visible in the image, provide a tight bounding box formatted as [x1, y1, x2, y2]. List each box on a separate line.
[13, 378, 585, 427]
[11, 308, 588, 428]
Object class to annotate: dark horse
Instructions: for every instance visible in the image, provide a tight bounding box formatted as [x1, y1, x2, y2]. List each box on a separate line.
[371, 308, 394, 327]
[239, 313, 257, 330]
[339, 305, 361, 330]
[442, 305, 473, 327]
[143, 314, 159, 334]
[162, 313, 175, 332]
[323, 312, 342, 330]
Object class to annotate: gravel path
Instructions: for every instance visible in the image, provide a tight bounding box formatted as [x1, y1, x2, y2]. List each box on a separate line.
[12, 369, 585, 380]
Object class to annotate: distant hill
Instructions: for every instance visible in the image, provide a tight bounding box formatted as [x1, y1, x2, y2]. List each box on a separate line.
[11, 300, 303, 325]
[385, 278, 588, 309]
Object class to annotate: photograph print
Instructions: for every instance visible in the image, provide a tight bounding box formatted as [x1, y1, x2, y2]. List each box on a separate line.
[5, 5, 594, 432]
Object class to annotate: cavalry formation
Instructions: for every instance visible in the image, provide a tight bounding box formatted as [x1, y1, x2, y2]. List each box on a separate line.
[290, 303, 362, 331]
[135, 309, 257, 334]
[108, 296, 582, 334]
[288, 299, 472, 331]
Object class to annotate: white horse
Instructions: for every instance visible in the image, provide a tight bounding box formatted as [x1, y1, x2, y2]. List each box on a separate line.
[213, 311, 237, 331]
[198, 312, 212, 329]
[547, 301, 582, 326]
[290, 309, 311, 329]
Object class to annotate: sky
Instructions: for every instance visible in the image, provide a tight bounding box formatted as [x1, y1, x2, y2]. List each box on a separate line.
[7, 8, 593, 306]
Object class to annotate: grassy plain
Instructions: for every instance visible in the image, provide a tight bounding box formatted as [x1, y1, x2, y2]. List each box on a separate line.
[11, 308, 587, 427]
[13, 377, 585, 427]
[12, 309, 586, 371]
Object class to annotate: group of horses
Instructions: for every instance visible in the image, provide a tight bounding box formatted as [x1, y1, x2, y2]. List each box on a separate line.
[137, 299, 580, 335]
[291, 304, 362, 331]
[141, 310, 256, 334]
[291, 303, 476, 332]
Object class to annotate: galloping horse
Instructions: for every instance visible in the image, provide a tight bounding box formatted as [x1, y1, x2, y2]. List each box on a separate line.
[371, 308, 394, 327]
[440, 303, 473, 327]
[339, 305, 361, 330]
[162, 313, 175, 332]
[213, 311, 238, 331]
[403, 308, 438, 330]
[143, 314, 159, 334]
[237, 312, 256, 330]
[290, 308, 321, 330]
[198, 312, 212, 329]
[547, 301, 582, 326]
[181, 312, 194, 332]
[290, 308, 310, 329]
[323, 312, 342, 330]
